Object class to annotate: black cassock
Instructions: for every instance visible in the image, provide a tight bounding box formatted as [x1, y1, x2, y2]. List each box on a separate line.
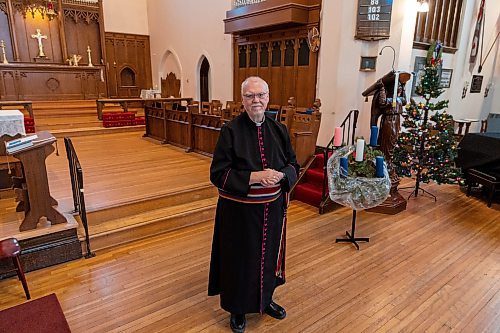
[208, 111, 299, 315]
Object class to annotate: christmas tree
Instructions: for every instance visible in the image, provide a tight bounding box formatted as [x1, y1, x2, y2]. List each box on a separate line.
[394, 42, 462, 185]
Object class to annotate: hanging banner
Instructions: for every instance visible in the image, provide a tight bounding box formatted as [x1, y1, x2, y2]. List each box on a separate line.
[469, 0, 485, 70]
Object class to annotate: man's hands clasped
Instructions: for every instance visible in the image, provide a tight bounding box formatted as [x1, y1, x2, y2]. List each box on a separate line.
[250, 169, 285, 187]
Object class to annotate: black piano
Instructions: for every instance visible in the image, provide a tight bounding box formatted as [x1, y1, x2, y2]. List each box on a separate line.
[456, 132, 500, 207]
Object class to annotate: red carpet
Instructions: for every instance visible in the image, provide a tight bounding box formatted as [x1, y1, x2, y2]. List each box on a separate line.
[294, 153, 328, 207]
[0, 293, 71, 333]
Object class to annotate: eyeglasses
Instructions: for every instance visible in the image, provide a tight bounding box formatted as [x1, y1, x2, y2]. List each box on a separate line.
[242, 92, 269, 100]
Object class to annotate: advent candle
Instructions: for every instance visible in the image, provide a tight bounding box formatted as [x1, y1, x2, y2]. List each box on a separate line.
[333, 127, 342, 147]
[355, 139, 364, 162]
[369, 126, 379, 146]
[376, 156, 384, 177]
[340, 157, 348, 177]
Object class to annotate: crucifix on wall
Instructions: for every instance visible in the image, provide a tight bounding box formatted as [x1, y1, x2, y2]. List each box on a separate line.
[31, 29, 48, 58]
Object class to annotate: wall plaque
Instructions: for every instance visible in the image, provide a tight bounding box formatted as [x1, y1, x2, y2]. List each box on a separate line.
[470, 75, 483, 93]
[355, 0, 393, 41]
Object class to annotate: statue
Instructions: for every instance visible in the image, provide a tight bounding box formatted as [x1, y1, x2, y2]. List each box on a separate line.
[31, 29, 48, 58]
[66, 54, 82, 66]
[0, 40, 8, 64]
[86, 46, 93, 67]
[362, 71, 411, 214]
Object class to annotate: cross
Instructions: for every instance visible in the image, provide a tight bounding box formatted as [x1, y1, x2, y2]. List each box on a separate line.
[31, 29, 48, 58]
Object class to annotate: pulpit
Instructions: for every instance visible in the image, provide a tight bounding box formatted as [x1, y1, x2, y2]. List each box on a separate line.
[8, 131, 66, 231]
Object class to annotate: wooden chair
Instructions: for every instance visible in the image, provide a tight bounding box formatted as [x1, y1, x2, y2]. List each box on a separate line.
[453, 120, 472, 137]
[466, 169, 500, 208]
[210, 100, 223, 116]
[0, 238, 30, 299]
[480, 119, 488, 133]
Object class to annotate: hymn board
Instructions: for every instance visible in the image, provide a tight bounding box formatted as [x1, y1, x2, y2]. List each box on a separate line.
[355, 0, 393, 40]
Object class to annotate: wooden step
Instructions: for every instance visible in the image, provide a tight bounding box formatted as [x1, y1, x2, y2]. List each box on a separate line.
[50, 126, 145, 138]
[81, 197, 217, 251]
[86, 183, 217, 225]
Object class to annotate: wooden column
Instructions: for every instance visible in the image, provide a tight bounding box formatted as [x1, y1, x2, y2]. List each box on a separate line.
[6, 0, 20, 61]
[57, 0, 68, 61]
[98, 0, 108, 97]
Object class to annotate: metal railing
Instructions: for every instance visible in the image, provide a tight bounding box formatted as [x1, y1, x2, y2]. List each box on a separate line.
[321, 110, 359, 201]
[64, 137, 94, 258]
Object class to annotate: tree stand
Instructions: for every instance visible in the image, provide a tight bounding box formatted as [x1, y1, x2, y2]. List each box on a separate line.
[336, 210, 369, 250]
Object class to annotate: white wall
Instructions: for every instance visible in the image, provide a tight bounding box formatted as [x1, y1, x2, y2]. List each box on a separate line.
[409, 0, 500, 133]
[316, 0, 419, 146]
[146, 0, 233, 102]
[102, 0, 149, 35]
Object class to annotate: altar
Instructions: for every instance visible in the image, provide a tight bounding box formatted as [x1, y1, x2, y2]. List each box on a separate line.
[0, 63, 105, 101]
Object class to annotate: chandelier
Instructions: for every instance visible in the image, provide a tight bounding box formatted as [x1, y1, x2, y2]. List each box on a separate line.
[21, 0, 58, 20]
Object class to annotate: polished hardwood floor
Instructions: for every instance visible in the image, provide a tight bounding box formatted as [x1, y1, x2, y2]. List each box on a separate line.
[0, 172, 498, 332]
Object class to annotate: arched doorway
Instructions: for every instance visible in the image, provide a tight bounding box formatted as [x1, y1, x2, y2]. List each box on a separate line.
[199, 57, 210, 102]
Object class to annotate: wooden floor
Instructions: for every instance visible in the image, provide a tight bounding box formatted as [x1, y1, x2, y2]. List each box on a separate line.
[45, 130, 212, 212]
[0, 131, 213, 241]
[0, 180, 498, 332]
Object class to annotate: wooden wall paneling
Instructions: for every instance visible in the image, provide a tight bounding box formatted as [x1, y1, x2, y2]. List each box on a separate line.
[105, 37, 117, 97]
[105, 33, 152, 98]
[4, 0, 20, 61]
[12, 11, 29, 62]
[0, 71, 18, 99]
[0, 9, 14, 61]
[257, 41, 271, 87]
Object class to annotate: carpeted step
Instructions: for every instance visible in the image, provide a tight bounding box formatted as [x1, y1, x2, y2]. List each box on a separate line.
[294, 182, 323, 208]
[304, 168, 325, 188]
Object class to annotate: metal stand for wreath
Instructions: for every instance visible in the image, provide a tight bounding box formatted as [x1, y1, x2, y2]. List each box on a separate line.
[327, 145, 391, 250]
[335, 210, 369, 250]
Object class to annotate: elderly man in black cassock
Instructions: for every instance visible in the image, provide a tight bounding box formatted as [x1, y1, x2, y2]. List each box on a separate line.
[208, 76, 299, 333]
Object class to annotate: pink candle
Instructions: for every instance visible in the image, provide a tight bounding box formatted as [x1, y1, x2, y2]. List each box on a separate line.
[333, 127, 342, 147]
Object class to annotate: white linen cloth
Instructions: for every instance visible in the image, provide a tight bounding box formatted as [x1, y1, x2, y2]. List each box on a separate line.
[0, 110, 26, 136]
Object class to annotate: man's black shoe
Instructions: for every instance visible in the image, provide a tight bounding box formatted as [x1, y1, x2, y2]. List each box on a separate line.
[230, 313, 246, 333]
[264, 301, 286, 320]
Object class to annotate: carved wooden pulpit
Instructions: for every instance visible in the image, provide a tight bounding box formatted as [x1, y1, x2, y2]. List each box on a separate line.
[10, 131, 66, 231]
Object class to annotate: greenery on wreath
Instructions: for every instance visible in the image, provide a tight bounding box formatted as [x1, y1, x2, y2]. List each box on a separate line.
[347, 140, 384, 178]
[393, 42, 462, 184]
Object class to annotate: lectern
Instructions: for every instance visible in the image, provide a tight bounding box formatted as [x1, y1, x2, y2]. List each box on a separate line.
[9, 131, 66, 231]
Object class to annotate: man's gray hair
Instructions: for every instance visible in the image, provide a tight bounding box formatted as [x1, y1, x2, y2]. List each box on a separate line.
[241, 76, 269, 95]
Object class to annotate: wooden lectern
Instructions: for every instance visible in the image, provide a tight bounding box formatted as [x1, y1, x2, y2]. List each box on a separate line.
[9, 131, 66, 231]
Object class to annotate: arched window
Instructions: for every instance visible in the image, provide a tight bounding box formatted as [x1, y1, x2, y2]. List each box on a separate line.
[199, 57, 210, 102]
[120, 67, 136, 87]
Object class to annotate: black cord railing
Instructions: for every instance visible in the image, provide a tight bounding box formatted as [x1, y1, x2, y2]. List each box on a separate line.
[64, 137, 95, 259]
[321, 110, 359, 201]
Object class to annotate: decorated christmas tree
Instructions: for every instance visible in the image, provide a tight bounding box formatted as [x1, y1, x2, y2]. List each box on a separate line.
[394, 42, 461, 185]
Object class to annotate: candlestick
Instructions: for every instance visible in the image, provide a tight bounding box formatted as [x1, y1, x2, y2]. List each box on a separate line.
[340, 157, 348, 177]
[376, 156, 384, 177]
[355, 139, 365, 162]
[333, 127, 342, 147]
[369, 126, 378, 146]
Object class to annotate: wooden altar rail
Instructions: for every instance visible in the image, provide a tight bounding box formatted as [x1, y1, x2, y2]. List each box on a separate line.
[145, 106, 224, 156]
[96, 98, 193, 120]
[0, 101, 34, 118]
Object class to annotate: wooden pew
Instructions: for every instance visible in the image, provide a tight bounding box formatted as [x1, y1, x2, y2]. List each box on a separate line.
[143, 97, 321, 162]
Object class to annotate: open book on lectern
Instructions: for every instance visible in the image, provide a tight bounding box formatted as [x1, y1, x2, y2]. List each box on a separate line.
[5, 134, 38, 154]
